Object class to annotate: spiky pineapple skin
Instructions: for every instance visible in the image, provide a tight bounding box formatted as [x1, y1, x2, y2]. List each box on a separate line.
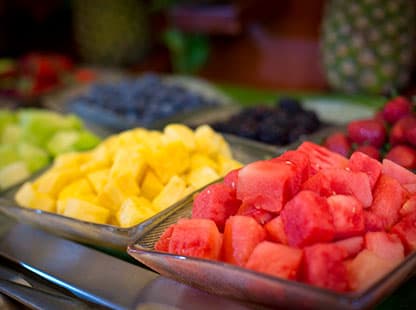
[321, 0, 416, 94]
[73, 0, 150, 66]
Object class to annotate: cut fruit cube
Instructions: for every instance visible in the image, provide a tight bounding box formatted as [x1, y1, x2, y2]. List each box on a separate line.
[0, 161, 30, 190]
[61, 198, 110, 224]
[391, 212, 416, 253]
[14, 182, 55, 212]
[87, 169, 110, 194]
[117, 196, 156, 228]
[334, 236, 364, 258]
[152, 175, 186, 211]
[382, 158, 416, 185]
[264, 216, 288, 244]
[236, 202, 274, 226]
[140, 170, 164, 200]
[186, 166, 220, 190]
[163, 123, 196, 151]
[348, 151, 382, 189]
[364, 231, 404, 263]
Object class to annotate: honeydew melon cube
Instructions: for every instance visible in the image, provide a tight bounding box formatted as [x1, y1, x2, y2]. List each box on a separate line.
[0, 161, 30, 190]
[72, 131, 100, 151]
[17, 142, 50, 173]
[117, 196, 156, 228]
[0, 110, 16, 135]
[46, 130, 80, 156]
[1, 124, 21, 144]
[0, 144, 18, 170]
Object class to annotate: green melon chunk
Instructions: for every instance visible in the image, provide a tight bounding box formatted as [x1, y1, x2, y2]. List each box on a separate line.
[1, 124, 22, 144]
[17, 142, 50, 173]
[0, 161, 30, 190]
[73, 130, 100, 151]
[46, 130, 81, 157]
[0, 144, 18, 170]
[0, 110, 17, 136]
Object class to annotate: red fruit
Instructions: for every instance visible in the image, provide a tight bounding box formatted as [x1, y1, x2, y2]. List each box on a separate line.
[223, 168, 240, 194]
[323, 132, 351, 157]
[389, 115, 416, 146]
[347, 119, 386, 148]
[222, 215, 266, 266]
[303, 243, 349, 292]
[346, 249, 397, 291]
[334, 236, 364, 258]
[236, 159, 299, 213]
[400, 196, 416, 216]
[167, 219, 222, 260]
[245, 241, 303, 280]
[403, 183, 416, 194]
[155, 224, 176, 252]
[73, 68, 97, 83]
[236, 202, 275, 225]
[370, 174, 408, 229]
[385, 145, 416, 169]
[382, 158, 416, 185]
[353, 145, 380, 161]
[192, 183, 241, 231]
[363, 210, 384, 232]
[364, 232, 404, 263]
[406, 127, 416, 146]
[264, 216, 288, 244]
[297, 141, 348, 175]
[382, 96, 412, 124]
[281, 190, 335, 247]
[301, 168, 373, 208]
[327, 195, 365, 240]
[272, 150, 311, 189]
[391, 212, 416, 253]
[348, 151, 382, 189]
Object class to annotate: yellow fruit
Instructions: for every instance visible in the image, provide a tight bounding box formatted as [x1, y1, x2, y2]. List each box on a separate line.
[153, 175, 186, 211]
[110, 147, 146, 190]
[140, 169, 164, 200]
[194, 125, 224, 156]
[116, 196, 156, 228]
[96, 178, 128, 212]
[186, 166, 220, 189]
[57, 178, 97, 213]
[80, 145, 111, 173]
[61, 198, 110, 224]
[52, 152, 91, 170]
[87, 168, 110, 193]
[190, 153, 218, 171]
[15, 182, 56, 212]
[163, 124, 196, 151]
[216, 155, 243, 175]
[34, 168, 80, 198]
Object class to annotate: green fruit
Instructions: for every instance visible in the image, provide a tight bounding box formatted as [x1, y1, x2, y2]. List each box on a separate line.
[17, 143, 50, 173]
[1, 124, 21, 144]
[46, 130, 81, 157]
[321, 0, 416, 94]
[73, 131, 100, 151]
[0, 161, 30, 190]
[0, 110, 16, 136]
[0, 145, 18, 170]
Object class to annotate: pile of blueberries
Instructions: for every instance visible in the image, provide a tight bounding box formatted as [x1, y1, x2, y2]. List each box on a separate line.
[69, 74, 220, 130]
[211, 97, 323, 146]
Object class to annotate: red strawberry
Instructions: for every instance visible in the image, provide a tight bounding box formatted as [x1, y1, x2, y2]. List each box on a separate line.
[385, 145, 416, 169]
[389, 115, 416, 146]
[323, 132, 351, 157]
[405, 127, 416, 146]
[382, 96, 412, 124]
[347, 119, 386, 148]
[354, 145, 380, 161]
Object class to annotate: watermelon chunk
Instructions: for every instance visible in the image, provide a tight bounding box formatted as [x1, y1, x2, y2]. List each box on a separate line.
[236, 202, 275, 225]
[167, 218, 222, 260]
[297, 141, 349, 175]
[281, 190, 335, 247]
[391, 212, 416, 253]
[192, 183, 241, 231]
[236, 159, 298, 213]
[264, 216, 288, 244]
[348, 151, 382, 189]
[334, 236, 364, 258]
[303, 243, 349, 292]
[363, 211, 385, 232]
[245, 241, 303, 280]
[222, 215, 266, 266]
[400, 196, 416, 216]
[155, 224, 176, 252]
[327, 195, 365, 239]
[370, 174, 408, 229]
[302, 168, 373, 207]
[382, 158, 416, 185]
[223, 168, 240, 194]
[364, 232, 405, 263]
[346, 249, 397, 291]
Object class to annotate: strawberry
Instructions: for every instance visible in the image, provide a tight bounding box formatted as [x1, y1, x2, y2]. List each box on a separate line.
[405, 127, 416, 147]
[382, 96, 412, 124]
[347, 119, 386, 148]
[385, 145, 416, 169]
[323, 132, 351, 157]
[389, 115, 416, 146]
[354, 145, 380, 161]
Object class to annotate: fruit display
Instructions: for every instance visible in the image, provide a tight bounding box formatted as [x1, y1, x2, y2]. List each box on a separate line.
[14, 124, 242, 227]
[210, 97, 323, 146]
[153, 142, 416, 292]
[68, 74, 222, 130]
[0, 109, 100, 190]
[323, 96, 416, 169]
[321, 0, 416, 94]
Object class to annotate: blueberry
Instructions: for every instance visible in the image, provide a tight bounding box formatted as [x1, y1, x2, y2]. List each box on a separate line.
[277, 97, 303, 114]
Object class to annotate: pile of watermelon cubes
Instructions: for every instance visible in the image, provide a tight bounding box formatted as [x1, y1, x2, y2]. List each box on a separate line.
[155, 141, 416, 292]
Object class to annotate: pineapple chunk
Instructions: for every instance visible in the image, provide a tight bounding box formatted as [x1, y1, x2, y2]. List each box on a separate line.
[190, 153, 218, 171]
[186, 166, 220, 189]
[116, 196, 156, 228]
[153, 175, 186, 211]
[34, 168, 80, 198]
[163, 124, 196, 151]
[15, 182, 55, 212]
[194, 125, 223, 156]
[0, 161, 30, 190]
[96, 179, 128, 212]
[61, 198, 110, 224]
[80, 145, 111, 173]
[141, 170, 164, 200]
[87, 168, 110, 194]
[146, 140, 190, 183]
[52, 152, 91, 170]
[57, 178, 97, 213]
[216, 154, 243, 176]
[217, 136, 233, 158]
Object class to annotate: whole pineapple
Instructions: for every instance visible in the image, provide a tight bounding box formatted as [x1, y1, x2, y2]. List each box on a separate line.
[321, 0, 416, 94]
[72, 0, 149, 66]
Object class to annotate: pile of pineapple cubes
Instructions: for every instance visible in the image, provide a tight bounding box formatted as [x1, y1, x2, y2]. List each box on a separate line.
[15, 124, 242, 227]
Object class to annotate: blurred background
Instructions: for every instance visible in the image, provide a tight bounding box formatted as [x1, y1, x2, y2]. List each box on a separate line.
[0, 0, 415, 101]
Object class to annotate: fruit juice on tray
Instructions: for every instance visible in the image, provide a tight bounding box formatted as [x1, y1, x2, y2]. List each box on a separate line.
[0, 109, 100, 191]
[128, 141, 416, 309]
